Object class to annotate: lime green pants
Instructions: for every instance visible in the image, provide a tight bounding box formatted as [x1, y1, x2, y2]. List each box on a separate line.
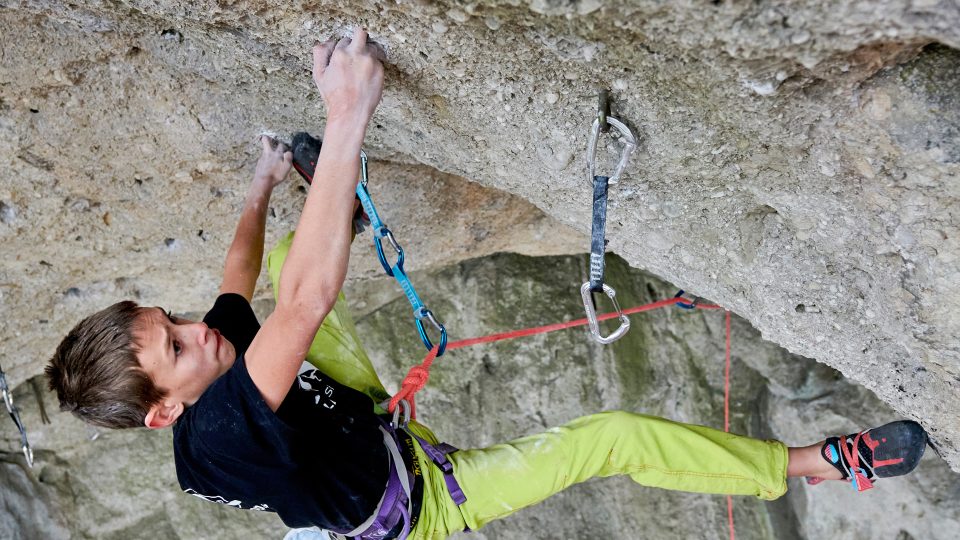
[267, 232, 789, 539]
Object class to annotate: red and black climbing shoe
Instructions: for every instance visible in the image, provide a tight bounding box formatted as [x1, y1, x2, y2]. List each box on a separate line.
[291, 131, 322, 185]
[816, 420, 928, 492]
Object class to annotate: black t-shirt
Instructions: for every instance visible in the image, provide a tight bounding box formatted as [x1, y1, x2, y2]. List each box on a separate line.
[172, 293, 390, 531]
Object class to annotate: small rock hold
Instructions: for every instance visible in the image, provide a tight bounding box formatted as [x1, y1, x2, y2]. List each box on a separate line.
[69, 197, 91, 212]
[791, 30, 811, 44]
[432, 21, 448, 34]
[447, 9, 469, 23]
[484, 16, 501, 31]
[160, 29, 183, 43]
[662, 201, 683, 218]
[545, 92, 559, 105]
[578, 0, 603, 15]
[0, 201, 15, 224]
[744, 79, 777, 96]
[164, 238, 178, 249]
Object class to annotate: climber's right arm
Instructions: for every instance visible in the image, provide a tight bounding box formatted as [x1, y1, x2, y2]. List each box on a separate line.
[244, 28, 384, 412]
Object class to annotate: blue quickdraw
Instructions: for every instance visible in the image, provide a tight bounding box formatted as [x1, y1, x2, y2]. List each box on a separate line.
[673, 290, 701, 310]
[355, 151, 448, 356]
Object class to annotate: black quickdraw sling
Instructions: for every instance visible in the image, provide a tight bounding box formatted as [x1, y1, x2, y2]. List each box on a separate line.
[580, 95, 638, 344]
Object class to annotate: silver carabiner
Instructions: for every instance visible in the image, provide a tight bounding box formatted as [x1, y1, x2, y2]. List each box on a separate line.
[586, 116, 637, 185]
[22, 443, 33, 468]
[580, 282, 631, 344]
[1, 373, 34, 468]
[389, 398, 412, 429]
[359, 149, 369, 188]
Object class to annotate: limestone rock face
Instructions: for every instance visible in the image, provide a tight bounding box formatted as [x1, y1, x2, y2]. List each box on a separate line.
[1, 0, 960, 536]
[2, 1, 958, 466]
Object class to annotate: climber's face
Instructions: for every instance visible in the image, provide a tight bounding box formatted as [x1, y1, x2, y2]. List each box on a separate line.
[134, 307, 236, 428]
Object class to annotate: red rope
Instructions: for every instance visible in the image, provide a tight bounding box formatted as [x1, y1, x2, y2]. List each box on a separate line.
[724, 310, 735, 540]
[388, 296, 723, 415]
[387, 295, 737, 538]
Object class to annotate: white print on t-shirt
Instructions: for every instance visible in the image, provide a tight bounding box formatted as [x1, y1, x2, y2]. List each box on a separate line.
[184, 488, 271, 512]
[297, 370, 337, 410]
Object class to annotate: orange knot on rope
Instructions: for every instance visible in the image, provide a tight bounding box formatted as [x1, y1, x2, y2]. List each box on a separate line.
[387, 346, 439, 419]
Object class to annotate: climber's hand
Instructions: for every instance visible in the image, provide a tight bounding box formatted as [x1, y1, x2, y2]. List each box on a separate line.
[312, 27, 385, 125]
[253, 135, 293, 188]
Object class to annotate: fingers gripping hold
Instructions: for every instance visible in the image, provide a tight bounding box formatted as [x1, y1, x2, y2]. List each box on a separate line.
[312, 39, 336, 80]
[349, 27, 368, 53]
[311, 27, 386, 124]
[261, 134, 274, 152]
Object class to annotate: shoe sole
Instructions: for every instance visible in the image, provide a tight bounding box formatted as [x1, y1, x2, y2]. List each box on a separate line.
[291, 131, 322, 184]
[868, 420, 928, 478]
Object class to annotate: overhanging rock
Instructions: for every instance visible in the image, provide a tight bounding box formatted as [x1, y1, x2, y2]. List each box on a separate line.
[1, 1, 958, 468]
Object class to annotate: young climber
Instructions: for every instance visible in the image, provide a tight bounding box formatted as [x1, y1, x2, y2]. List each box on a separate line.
[46, 28, 929, 540]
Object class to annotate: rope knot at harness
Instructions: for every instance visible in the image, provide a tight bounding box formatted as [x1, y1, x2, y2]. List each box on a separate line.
[403, 365, 431, 388]
[387, 346, 439, 419]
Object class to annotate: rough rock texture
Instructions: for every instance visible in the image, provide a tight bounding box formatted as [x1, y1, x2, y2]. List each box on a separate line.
[1, 0, 960, 536]
[3, 254, 959, 539]
[2, 1, 959, 466]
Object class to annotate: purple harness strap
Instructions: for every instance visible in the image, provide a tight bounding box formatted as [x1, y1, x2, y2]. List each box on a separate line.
[350, 420, 466, 540]
[348, 425, 413, 540]
[410, 435, 467, 506]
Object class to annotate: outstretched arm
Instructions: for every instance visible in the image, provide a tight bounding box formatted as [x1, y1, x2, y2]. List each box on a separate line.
[219, 137, 292, 301]
[246, 28, 385, 411]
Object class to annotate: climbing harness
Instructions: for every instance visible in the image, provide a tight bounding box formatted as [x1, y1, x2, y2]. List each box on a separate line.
[385, 398, 466, 507]
[581, 92, 637, 344]
[341, 399, 465, 540]
[0, 362, 33, 467]
[355, 152, 448, 356]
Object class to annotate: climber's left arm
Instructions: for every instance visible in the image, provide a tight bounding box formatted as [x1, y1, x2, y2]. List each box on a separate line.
[219, 137, 292, 301]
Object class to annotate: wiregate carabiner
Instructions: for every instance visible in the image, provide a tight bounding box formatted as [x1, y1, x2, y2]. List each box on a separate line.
[0, 366, 33, 468]
[586, 116, 637, 186]
[580, 282, 631, 345]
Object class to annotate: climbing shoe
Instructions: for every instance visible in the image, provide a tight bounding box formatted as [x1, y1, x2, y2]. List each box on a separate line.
[290, 131, 370, 234]
[812, 420, 927, 491]
[291, 131, 322, 185]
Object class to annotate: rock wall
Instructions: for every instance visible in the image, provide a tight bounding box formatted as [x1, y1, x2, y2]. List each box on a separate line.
[4, 253, 959, 539]
[1, 0, 960, 536]
[2, 1, 958, 465]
